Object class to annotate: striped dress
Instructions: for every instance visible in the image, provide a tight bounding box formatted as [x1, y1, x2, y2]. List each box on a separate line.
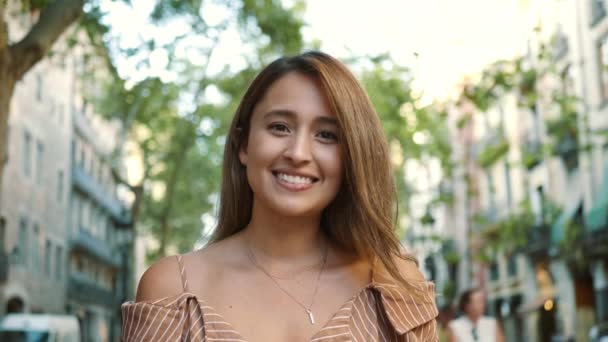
[121, 255, 439, 341]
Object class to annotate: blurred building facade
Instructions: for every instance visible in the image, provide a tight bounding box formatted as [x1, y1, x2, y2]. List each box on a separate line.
[0, 7, 134, 342]
[416, 0, 608, 341]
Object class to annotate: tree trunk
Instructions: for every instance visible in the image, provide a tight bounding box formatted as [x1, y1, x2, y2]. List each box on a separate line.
[158, 143, 190, 257]
[0, 75, 15, 202]
[0, 1, 13, 202]
[0, 0, 84, 199]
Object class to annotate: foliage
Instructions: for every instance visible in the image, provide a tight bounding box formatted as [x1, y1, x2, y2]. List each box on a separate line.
[560, 221, 587, 271]
[440, 238, 460, 265]
[462, 84, 496, 112]
[476, 201, 535, 264]
[544, 93, 580, 170]
[419, 209, 436, 226]
[460, 57, 538, 113]
[474, 199, 562, 263]
[521, 139, 543, 170]
[458, 46, 586, 172]
[442, 280, 457, 305]
[431, 181, 455, 207]
[514, 59, 539, 107]
[476, 134, 509, 168]
[90, 0, 306, 260]
[546, 95, 579, 140]
[359, 56, 453, 235]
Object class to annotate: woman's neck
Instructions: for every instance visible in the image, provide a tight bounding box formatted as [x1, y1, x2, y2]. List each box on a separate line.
[242, 201, 327, 267]
[466, 313, 481, 324]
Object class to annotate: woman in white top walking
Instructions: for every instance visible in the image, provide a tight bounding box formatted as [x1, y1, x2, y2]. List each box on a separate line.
[448, 288, 505, 342]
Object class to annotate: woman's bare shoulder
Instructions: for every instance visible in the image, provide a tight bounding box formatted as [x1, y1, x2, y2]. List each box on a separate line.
[135, 237, 243, 303]
[135, 255, 184, 302]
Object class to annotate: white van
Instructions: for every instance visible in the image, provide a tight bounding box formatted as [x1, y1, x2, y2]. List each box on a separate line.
[0, 314, 81, 342]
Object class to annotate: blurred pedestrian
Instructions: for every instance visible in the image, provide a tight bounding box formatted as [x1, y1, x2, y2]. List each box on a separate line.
[437, 305, 457, 341]
[447, 287, 505, 342]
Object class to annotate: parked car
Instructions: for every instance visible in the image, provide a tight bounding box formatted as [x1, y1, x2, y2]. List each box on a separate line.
[590, 322, 608, 342]
[0, 314, 80, 342]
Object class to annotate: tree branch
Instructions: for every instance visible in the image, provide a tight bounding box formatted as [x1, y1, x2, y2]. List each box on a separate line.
[9, 0, 84, 80]
[0, 1, 8, 53]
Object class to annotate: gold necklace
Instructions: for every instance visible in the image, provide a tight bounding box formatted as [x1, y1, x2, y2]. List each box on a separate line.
[246, 242, 328, 325]
[251, 252, 326, 281]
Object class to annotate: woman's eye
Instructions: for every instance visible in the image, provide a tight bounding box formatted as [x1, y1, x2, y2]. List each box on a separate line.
[268, 123, 290, 134]
[317, 131, 338, 142]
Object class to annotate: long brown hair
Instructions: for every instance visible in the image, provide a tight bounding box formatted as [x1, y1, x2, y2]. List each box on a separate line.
[210, 51, 421, 293]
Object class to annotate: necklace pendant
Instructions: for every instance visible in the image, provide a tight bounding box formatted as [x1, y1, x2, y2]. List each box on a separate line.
[306, 310, 315, 325]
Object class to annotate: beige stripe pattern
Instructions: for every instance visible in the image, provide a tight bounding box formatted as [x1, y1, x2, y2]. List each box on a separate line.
[121, 256, 439, 341]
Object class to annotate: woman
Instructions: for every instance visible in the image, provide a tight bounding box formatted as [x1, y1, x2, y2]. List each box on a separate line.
[447, 288, 505, 342]
[122, 51, 438, 341]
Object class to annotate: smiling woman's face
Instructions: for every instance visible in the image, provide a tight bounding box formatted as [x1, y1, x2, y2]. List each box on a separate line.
[239, 71, 343, 218]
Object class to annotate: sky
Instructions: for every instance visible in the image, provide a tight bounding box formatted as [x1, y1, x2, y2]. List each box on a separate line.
[302, 0, 533, 100]
[103, 0, 536, 102]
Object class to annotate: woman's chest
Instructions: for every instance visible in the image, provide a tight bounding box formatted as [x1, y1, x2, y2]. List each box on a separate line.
[201, 283, 361, 342]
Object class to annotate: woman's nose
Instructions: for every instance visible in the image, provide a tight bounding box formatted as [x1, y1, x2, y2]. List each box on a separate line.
[283, 132, 312, 164]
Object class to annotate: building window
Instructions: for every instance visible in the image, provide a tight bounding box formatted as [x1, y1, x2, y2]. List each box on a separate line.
[80, 146, 86, 169]
[532, 186, 545, 225]
[3, 125, 9, 167]
[97, 162, 103, 184]
[71, 139, 76, 166]
[18, 218, 28, 265]
[90, 157, 96, 180]
[591, 0, 607, 26]
[57, 170, 64, 202]
[552, 29, 569, 62]
[55, 245, 62, 281]
[23, 130, 32, 177]
[77, 197, 83, 229]
[76, 256, 83, 273]
[99, 212, 106, 241]
[507, 256, 518, 277]
[44, 239, 52, 276]
[599, 34, 608, 103]
[561, 65, 575, 97]
[35, 141, 44, 184]
[106, 219, 113, 245]
[0, 217, 5, 249]
[83, 202, 90, 231]
[36, 73, 43, 101]
[32, 224, 39, 271]
[490, 261, 499, 281]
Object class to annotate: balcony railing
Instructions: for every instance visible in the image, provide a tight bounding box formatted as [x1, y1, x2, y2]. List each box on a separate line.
[72, 164, 131, 226]
[68, 274, 116, 308]
[0, 251, 7, 282]
[69, 229, 120, 268]
[583, 224, 608, 258]
[522, 223, 552, 259]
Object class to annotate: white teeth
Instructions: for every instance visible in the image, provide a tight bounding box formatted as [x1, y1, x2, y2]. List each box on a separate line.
[276, 173, 314, 184]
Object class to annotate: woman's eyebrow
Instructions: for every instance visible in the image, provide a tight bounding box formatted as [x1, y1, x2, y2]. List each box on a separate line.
[263, 109, 296, 120]
[263, 109, 337, 126]
[316, 116, 338, 126]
